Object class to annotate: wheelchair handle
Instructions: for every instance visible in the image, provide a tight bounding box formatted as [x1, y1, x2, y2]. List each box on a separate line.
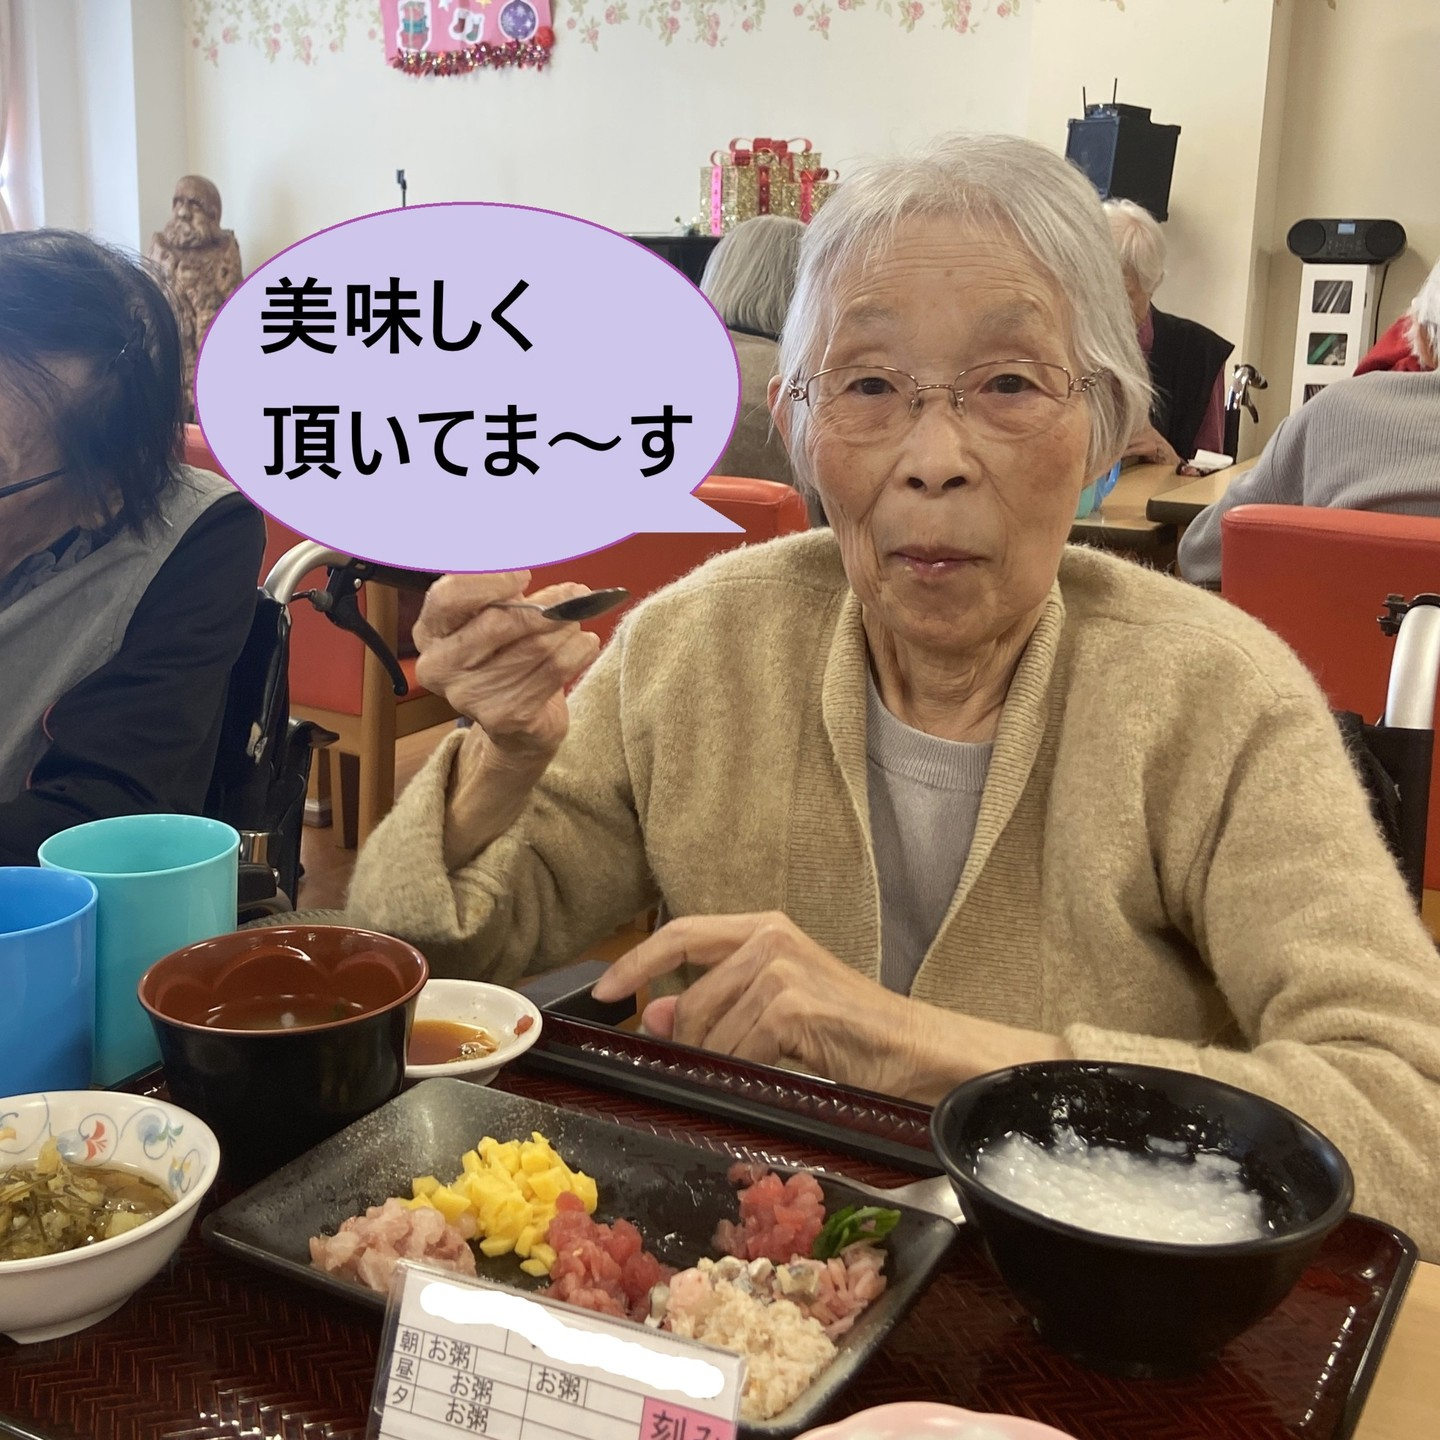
[263, 541, 349, 607]
[1383, 595, 1440, 732]
[262, 541, 427, 699]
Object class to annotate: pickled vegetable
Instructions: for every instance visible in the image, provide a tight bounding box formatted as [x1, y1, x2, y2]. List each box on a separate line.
[0, 1138, 174, 1261]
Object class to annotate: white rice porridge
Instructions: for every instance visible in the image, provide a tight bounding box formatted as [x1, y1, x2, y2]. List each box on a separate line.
[974, 1126, 1271, 1244]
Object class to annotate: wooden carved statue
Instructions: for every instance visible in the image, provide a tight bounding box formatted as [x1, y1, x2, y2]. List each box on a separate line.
[148, 176, 244, 422]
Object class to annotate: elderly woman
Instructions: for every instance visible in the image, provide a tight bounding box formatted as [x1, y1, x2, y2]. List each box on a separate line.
[1180, 257, 1440, 585]
[700, 215, 806, 488]
[351, 135, 1440, 1258]
[0, 231, 265, 864]
[1104, 198, 1233, 466]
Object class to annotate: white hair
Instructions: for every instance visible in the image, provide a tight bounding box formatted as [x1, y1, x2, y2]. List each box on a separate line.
[776, 133, 1152, 487]
[1103, 197, 1167, 300]
[1407, 257, 1440, 367]
[700, 216, 806, 338]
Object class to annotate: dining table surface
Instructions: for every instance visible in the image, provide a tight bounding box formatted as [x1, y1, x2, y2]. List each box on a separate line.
[1145, 457, 1260, 526]
[2, 998, 1437, 1440]
[1355, 1256, 1440, 1439]
[1069, 459, 1182, 556]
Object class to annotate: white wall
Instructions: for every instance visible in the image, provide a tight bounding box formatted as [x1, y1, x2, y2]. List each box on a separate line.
[133, 0, 191, 249]
[78, 1, 141, 247]
[1026, 0, 1285, 377]
[178, 0, 1295, 427]
[182, 5, 1035, 272]
[1254, 0, 1440, 445]
[11, 0, 87, 231]
[10, 0, 188, 248]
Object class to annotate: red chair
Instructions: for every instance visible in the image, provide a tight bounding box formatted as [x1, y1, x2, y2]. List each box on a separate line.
[526, 476, 810, 649]
[1221, 504, 1440, 890]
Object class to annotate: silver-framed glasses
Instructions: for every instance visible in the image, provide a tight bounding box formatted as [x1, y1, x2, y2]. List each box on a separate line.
[785, 359, 1105, 443]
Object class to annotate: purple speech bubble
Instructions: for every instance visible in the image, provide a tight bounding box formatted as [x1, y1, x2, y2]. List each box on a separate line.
[195, 204, 744, 572]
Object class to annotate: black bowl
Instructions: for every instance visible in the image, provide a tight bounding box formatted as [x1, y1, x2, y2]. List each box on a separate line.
[931, 1061, 1353, 1376]
[139, 925, 428, 1186]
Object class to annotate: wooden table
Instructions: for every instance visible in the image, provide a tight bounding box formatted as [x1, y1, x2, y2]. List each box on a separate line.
[1353, 1258, 1440, 1439]
[1146, 457, 1260, 526]
[1070, 461, 1182, 562]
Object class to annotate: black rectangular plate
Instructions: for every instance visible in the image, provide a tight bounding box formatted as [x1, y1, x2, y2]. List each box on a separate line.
[202, 1077, 957, 1438]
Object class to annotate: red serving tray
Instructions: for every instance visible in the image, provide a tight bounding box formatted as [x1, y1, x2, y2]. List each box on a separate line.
[0, 1040, 1415, 1440]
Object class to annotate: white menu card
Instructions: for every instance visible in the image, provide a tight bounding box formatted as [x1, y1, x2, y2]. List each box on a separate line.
[369, 1262, 746, 1440]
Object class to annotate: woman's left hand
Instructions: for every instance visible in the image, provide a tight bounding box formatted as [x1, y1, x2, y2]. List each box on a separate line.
[591, 911, 1069, 1101]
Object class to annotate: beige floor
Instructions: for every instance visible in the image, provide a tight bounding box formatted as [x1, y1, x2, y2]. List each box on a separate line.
[296, 723, 453, 912]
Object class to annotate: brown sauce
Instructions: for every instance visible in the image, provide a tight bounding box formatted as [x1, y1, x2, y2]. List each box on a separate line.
[409, 1018, 500, 1066]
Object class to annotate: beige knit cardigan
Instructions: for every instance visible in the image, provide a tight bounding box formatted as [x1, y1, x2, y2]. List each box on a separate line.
[350, 531, 1440, 1258]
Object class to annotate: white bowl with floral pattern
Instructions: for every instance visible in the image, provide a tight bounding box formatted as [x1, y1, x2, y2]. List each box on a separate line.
[0, 1090, 221, 1343]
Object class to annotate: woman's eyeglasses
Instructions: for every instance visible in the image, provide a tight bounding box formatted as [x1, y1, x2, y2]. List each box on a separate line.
[0, 468, 65, 502]
[786, 359, 1105, 444]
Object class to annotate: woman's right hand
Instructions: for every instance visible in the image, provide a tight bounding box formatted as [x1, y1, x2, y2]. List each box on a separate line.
[412, 571, 603, 869]
[414, 570, 602, 764]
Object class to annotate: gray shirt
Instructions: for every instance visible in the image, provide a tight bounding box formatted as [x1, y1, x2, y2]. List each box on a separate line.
[866, 671, 993, 994]
[1179, 368, 1440, 585]
[0, 464, 235, 800]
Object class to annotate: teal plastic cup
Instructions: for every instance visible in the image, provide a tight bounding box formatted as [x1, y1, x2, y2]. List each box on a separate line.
[38, 814, 240, 1085]
[0, 868, 98, 1094]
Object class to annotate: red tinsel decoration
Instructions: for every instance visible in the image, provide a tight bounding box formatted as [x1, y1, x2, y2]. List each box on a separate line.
[389, 36, 554, 74]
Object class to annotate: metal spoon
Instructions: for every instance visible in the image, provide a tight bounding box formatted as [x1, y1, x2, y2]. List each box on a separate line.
[831, 1172, 966, 1227]
[492, 587, 631, 623]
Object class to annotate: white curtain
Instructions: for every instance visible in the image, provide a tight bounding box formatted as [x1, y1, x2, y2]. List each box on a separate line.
[0, 0, 13, 233]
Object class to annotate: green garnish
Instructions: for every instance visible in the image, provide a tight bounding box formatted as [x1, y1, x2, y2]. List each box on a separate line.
[812, 1204, 901, 1259]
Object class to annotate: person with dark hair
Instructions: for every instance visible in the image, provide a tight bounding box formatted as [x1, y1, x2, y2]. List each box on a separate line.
[0, 230, 265, 864]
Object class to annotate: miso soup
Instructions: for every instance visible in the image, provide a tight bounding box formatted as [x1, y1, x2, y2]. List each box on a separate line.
[202, 994, 369, 1030]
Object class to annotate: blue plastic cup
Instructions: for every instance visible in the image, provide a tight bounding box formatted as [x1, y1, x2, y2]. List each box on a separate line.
[38, 814, 240, 1085]
[0, 867, 98, 1095]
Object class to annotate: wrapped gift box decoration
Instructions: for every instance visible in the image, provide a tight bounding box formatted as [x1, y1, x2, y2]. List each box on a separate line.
[700, 138, 831, 235]
[768, 166, 836, 224]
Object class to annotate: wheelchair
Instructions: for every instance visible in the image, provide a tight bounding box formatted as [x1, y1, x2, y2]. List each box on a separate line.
[1343, 594, 1440, 904]
[208, 543, 435, 921]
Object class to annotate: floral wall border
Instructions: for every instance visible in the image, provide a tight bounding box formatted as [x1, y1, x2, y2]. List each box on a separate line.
[185, 0, 1025, 60]
[184, 0, 1333, 63]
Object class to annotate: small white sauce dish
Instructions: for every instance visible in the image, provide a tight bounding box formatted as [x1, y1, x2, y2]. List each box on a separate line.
[404, 979, 543, 1083]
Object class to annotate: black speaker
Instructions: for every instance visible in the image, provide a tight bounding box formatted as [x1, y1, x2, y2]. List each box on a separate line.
[1065, 103, 1181, 222]
[1285, 218, 1407, 264]
[1286, 219, 1326, 259]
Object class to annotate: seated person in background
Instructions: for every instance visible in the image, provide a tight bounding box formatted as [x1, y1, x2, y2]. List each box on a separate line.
[1356, 312, 1428, 376]
[1104, 199, 1233, 467]
[700, 215, 805, 488]
[349, 134, 1440, 1259]
[1178, 257, 1440, 587]
[0, 231, 265, 865]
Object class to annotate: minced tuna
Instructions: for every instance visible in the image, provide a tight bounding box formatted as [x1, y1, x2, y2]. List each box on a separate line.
[544, 1191, 675, 1322]
[713, 1161, 826, 1263]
